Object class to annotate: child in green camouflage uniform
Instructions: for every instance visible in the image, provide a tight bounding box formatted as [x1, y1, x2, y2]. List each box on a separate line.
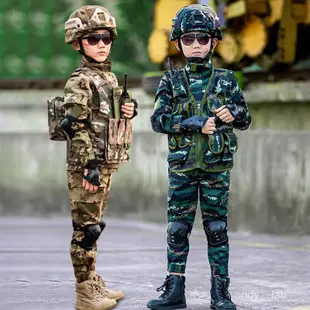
[147, 4, 251, 310]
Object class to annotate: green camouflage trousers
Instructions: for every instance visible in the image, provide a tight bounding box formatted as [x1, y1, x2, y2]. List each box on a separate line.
[167, 169, 230, 276]
[67, 168, 116, 283]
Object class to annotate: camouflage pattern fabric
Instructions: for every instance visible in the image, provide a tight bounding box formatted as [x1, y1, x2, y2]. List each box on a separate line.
[65, 5, 117, 44]
[47, 96, 68, 141]
[170, 4, 222, 41]
[63, 58, 133, 170]
[167, 169, 230, 275]
[151, 60, 251, 173]
[67, 168, 117, 283]
[151, 55, 251, 278]
[63, 57, 135, 283]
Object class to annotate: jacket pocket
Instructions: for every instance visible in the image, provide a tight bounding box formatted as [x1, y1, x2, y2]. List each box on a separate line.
[203, 133, 225, 165]
[206, 97, 225, 115]
[106, 118, 119, 163]
[119, 119, 133, 163]
[208, 133, 224, 154]
[223, 132, 238, 154]
[105, 118, 133, 164]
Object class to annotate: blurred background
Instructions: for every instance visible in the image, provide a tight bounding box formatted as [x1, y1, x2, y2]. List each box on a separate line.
[0, 0, 310, 235]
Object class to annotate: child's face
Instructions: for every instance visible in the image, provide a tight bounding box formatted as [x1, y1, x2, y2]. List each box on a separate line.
[176, 31, 218, 59]
[73, 29, 112, 62]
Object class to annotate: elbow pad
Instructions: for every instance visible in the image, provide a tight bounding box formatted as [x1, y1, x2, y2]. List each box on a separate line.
[60, 115, 77, 138]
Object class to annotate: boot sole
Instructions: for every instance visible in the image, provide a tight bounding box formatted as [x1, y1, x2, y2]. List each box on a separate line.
[115, 296, 124, 301]
[147, 303, 187, 310]
[210, 305, 236, 310]
[76, 301, 117, 310]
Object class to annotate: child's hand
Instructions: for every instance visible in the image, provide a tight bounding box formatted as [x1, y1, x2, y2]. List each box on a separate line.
[83, 169, 99, 193]
[201, 117, 216, 135]
[214, 105, 235, 123]
[121, 102, 135, 119]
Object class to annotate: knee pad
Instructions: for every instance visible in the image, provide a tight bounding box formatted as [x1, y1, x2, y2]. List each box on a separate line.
[167, 221, 189, 249]
[73, 218, 106, 251]
[204, 219, 228, 247]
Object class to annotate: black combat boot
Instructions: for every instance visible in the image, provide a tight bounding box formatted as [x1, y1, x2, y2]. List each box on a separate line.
[147, 274, 187, 310]
[210, 276, 236, 310]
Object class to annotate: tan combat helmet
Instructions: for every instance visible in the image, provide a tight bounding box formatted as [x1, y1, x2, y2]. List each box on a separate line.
[65, 5, 117, 44]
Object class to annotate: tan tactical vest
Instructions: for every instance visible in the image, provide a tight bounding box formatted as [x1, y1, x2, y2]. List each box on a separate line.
[47, 65, 133, 169]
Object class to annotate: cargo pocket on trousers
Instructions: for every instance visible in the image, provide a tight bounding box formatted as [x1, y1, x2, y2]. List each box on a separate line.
[67, 171, 103, 223]
[167, 188, 173, 203]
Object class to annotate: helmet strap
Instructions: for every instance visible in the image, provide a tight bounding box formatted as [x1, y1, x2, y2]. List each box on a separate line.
[203, 37, 214, 61]
[177, 39, 183, 53]
[77, 39, 100, 63]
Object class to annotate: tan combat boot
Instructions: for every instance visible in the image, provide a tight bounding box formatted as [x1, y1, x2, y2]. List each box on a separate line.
[76, 278, 117, 310]
[90, 271, 125, 301]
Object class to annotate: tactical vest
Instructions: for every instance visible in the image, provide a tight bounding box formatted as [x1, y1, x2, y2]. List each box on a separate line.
[47, 67, 133, 166]
[167, 66, 238, 172]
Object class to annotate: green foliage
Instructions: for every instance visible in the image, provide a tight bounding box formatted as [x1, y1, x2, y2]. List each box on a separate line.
[110, 0, 157, 77]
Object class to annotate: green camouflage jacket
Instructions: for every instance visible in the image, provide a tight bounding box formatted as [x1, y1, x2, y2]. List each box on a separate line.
[151, 60, 251, 172]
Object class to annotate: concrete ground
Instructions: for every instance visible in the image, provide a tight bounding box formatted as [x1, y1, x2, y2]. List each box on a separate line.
[0, 217, 309, 310]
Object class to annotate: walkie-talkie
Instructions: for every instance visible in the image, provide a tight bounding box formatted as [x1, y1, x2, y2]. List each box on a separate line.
[167, 57, 179, 99]
[167, 57, 173, 72]
[119, 74, 131, 118]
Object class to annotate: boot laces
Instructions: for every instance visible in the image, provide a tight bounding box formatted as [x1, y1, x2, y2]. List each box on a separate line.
[95, 275, 110, 296]
[156, 276, 173, 298]
[219, 279, 231, 300]
[89, 278, 105, 299]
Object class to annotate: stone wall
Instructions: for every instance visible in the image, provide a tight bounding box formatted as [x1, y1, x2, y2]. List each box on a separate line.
[0, 82, 309, 235]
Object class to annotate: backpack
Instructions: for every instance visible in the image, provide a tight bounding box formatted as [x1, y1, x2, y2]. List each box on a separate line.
[47, 95, 68, 141]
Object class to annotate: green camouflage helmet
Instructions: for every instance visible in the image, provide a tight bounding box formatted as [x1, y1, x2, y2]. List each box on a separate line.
[170, 4, 222, 41]
[65, 5, 117, 44]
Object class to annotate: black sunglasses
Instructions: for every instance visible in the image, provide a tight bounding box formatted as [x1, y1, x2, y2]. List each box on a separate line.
[181, 33, 210, 46]
[84, 34, 112, 46]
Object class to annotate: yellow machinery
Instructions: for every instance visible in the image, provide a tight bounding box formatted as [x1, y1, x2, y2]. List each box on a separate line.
[147, 0, 310, 70]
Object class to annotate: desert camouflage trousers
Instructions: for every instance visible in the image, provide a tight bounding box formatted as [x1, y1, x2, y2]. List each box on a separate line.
[67, 168, 117, 283]
[167, 169, 230, 276]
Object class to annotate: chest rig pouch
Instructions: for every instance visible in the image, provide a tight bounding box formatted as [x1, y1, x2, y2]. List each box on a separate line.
[204, 69, 238, 157]
[88, 73, 133, 164]
[168, 68, 194, 118]
[168, 66, 238, 165]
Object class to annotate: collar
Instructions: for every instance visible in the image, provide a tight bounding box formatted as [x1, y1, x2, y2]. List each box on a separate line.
[80, 57, 112, 72]
[185, 58, 212, 75]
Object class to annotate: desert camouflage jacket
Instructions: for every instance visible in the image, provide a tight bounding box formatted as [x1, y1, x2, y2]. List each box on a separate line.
[63, 58, 135, 170]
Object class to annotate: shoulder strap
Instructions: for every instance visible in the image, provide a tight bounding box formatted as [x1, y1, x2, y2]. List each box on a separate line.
[209, 68, 231, 96]
[167, 67, 188, 98]
[70, 67, 83, 78]
[87, 74, 109, 106]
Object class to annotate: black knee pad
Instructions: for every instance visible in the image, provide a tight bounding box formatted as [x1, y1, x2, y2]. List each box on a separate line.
[167, 221, 189, 249]
[204, 219, 228, 247]
[73, 218, 106, 251]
